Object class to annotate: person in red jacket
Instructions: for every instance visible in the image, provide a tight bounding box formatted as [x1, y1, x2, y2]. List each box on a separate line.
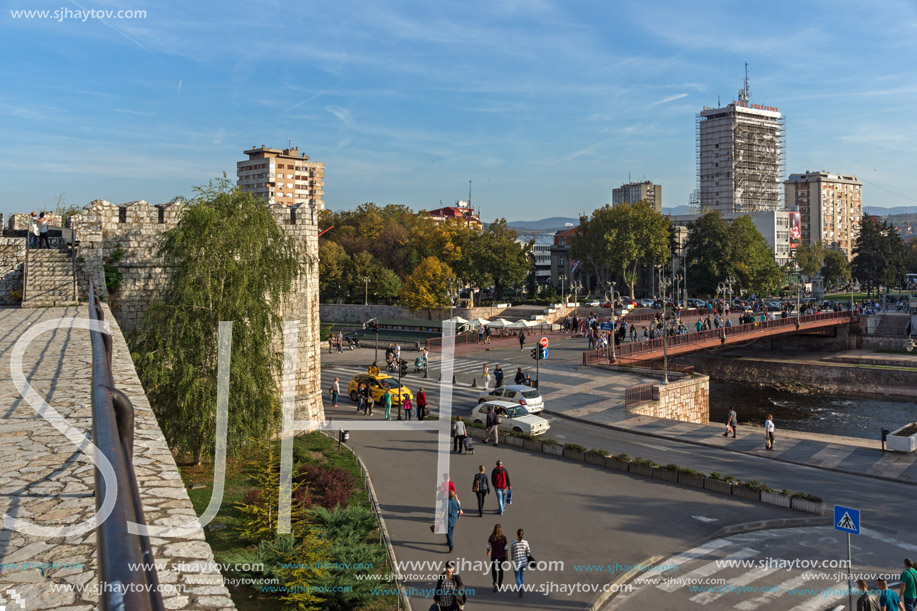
[491, 460, 511, 515]
[416, 387, 427, 421]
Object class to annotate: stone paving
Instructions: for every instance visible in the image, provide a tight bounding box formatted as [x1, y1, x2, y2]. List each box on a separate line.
[0, 305, 234, 610]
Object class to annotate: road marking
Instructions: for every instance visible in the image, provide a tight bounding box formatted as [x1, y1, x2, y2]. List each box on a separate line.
[651, 539, 732, 585]
[691, 515, 719, 523]
[689, 565, 780, 605]
[860, 527, 917, 553]
[734, 574, 810, 611]
[658, 547, 758, 592]
[786, 581, 847, 610]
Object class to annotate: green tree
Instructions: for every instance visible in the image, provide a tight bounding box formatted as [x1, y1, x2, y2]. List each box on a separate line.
[318, 241, 349, 301]
[571, 202, 670, 298]
[686, 212, 781, 296]
[794, 241, 826, 278]
[399, 256, 454, 315]
[374, 268, 402, 303]
[131, 179, 307, 462]
[467, 219, 531, 299]
[821, 249, 851, 289]
[906, 238, 917, 274]
[853, 215, 907, 296]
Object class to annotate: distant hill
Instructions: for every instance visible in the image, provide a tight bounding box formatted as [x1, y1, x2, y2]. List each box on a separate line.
[864, 206, 917, 216]
[506, 217, 579, 232]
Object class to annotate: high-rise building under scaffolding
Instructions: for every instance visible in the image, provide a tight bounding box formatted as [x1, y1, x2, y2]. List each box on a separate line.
[697, 68, 785, 213]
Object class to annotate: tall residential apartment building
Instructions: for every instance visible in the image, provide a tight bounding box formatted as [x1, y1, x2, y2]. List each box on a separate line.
[785, 171, 862, 260]
[697, 76, 785, 213]
[237, 145, 325, 208]
[612, 181, 662, 212]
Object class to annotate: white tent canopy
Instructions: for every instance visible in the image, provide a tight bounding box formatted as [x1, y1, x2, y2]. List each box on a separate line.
[466, 317, 492, 327]
[507, 319, 537, 329]
[487, 318, 513, 329]
[442, 316, 469, 324]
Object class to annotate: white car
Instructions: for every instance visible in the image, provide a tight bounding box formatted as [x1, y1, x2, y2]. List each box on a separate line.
[477, 385, 544, 413]
[471, 401, 551, 436]
[584, 300, 602, 307]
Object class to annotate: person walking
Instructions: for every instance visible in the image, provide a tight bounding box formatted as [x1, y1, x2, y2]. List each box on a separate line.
[878, 577, 903, 611]
[472, 465, 490, 517]
[518, 330, 526, 351]
[511, 528, 532, 598]
[382, 388, 392, 420]
[494, 364, 504, 388]
[485, 406, 499, 446]
[453, 416, 467, 454]
[900, 558, 917, 611]
[764, 414, 775, 450]
[421, 347, 429, 372]
[724, 408, 737, 438]
[485, 325, 492, 344]
[482, 363, 490, 391]
[433, 561, 466, 610]
[491, 460, 511, 515]
[329, 377, 340, 407]
[402, 394, 412, 420]
[439, 490, 463, 553]
[857, 579, 881, 611]
[486, 524, 509, 592]
[514, 367, 525, 385]
[416, 387, 427, 421]
[336, 330, 343, 353]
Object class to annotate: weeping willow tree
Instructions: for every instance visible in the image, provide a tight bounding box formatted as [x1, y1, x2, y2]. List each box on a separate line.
[132, 178, 307, 463]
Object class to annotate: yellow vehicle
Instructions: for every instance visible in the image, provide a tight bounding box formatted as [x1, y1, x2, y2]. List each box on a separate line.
[348, 369, 413, 406]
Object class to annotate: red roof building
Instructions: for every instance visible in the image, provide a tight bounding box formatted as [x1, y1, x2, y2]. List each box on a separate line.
[427, 200, 482, 228]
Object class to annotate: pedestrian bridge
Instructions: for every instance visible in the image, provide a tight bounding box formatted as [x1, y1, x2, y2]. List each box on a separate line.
[583, 311, 859, 366]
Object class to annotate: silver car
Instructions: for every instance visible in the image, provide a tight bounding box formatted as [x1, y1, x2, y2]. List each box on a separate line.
[471, 401, 550, 436]
[477, 384, 543, 413]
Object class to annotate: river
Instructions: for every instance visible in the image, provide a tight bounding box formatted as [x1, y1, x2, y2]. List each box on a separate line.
[709, 380, 915, 440]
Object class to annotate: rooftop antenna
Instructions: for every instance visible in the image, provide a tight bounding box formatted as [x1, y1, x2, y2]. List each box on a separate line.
[738, 60, 750, 104]
[628, 171, 631, 182]
[468, 180, 472, 208]
[717, 95, 721, 107]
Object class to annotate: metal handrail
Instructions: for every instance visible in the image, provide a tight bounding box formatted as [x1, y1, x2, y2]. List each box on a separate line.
[88, 277, 164, 611]
[23, 226, 31, 302]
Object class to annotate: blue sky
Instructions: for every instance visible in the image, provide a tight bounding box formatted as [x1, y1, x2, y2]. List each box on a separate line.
[2, 0, 916, 221]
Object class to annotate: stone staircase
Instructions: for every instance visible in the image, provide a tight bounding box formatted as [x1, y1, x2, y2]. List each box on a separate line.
[22, 248, 79, 307]
[873, 313, 910, 337]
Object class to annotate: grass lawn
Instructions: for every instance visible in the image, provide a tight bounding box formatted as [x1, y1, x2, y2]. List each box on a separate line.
[179, 432, 392, 611]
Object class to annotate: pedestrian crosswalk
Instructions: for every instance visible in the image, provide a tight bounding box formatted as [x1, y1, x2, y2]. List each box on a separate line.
[325, 357, 509, 386]
[615, 527, 908, 611]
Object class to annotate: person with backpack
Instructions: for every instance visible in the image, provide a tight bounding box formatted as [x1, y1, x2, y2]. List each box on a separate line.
[900, 558, 917, 611]
[472, 465, 490, 517]
[439, 490, 463, 553]
[486, 524, 508, 592]
[402, 394, 412, 420]
[491, 460, 511, 515]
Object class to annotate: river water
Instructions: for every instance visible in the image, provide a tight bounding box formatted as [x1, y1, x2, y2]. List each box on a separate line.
[709, 380, 915, 440]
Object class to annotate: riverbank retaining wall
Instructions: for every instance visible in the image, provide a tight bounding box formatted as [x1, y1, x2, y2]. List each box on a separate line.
[673, 354, 917, 399]
[628, 375, 710, 424]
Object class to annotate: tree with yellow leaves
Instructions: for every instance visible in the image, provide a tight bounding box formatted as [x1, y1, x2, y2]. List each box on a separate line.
[399, 256, 455, 317]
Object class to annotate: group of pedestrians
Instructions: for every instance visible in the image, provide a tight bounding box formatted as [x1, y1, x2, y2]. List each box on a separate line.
[433, 460, 533, 608]
[27, 211, 56, 249]
[719, 408, 776, 450]
[855, 558, 917, 611]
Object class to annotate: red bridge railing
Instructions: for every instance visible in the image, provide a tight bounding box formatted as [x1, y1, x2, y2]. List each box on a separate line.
[584, 311, 857, 365]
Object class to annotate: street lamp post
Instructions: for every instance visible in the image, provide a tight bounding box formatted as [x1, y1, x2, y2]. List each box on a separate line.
[850, 277, 857, 313]
[571, 280, 582, 315]
[605, 281, 622, 362]
[560, 274, 567, 307]
[363, 276, 370, 306]
[717, 282, 728, 341]
[659, 276, 672, 384]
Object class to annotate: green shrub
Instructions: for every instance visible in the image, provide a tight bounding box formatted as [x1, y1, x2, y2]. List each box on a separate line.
[613, 453, 631, 462]
[563, 443, 587, 453]
[587, 448, 610, 457]
[632, 457, 659, 467]
[541, 437, 558, 446]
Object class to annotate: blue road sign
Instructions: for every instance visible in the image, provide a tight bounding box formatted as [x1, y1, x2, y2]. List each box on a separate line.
[540, 348, 548, 360]
[599, 322, 614, 330]
[834, 505, 860, 535]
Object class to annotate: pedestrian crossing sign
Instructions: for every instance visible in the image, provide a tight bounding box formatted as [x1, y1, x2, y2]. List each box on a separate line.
[834, 505, 860, 535]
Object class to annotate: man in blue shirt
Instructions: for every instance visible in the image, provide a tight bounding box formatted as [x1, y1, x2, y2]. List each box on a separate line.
[440, 490, 462, 552]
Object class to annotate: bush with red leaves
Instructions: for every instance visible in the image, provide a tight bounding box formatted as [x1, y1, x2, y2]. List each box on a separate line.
[295, 464, 355, 510]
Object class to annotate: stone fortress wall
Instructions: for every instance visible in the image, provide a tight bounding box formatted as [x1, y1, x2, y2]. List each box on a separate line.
[63, 198, 324, 424]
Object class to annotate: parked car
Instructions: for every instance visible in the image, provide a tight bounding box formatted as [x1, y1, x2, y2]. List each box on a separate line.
[477, 385, 544, 413]
[584, 300, 603, 307]
[471, 400, 550, 436]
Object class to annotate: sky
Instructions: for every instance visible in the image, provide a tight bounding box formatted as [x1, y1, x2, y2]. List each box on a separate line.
[2, 0, 917, 222]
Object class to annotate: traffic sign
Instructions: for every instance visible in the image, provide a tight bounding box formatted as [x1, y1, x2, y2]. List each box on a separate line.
[540, 337, 549, 348]
[599, 322, 614, 331]
[540, 348, 548, 360]
[834, 505, 860, 535]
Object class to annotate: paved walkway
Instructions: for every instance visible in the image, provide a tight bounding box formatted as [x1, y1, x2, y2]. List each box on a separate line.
[0, 306, 232, 610]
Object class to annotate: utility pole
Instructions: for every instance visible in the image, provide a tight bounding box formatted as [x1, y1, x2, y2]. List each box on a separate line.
[660, 276, 672, 384]
[364, 276, 370, 306]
